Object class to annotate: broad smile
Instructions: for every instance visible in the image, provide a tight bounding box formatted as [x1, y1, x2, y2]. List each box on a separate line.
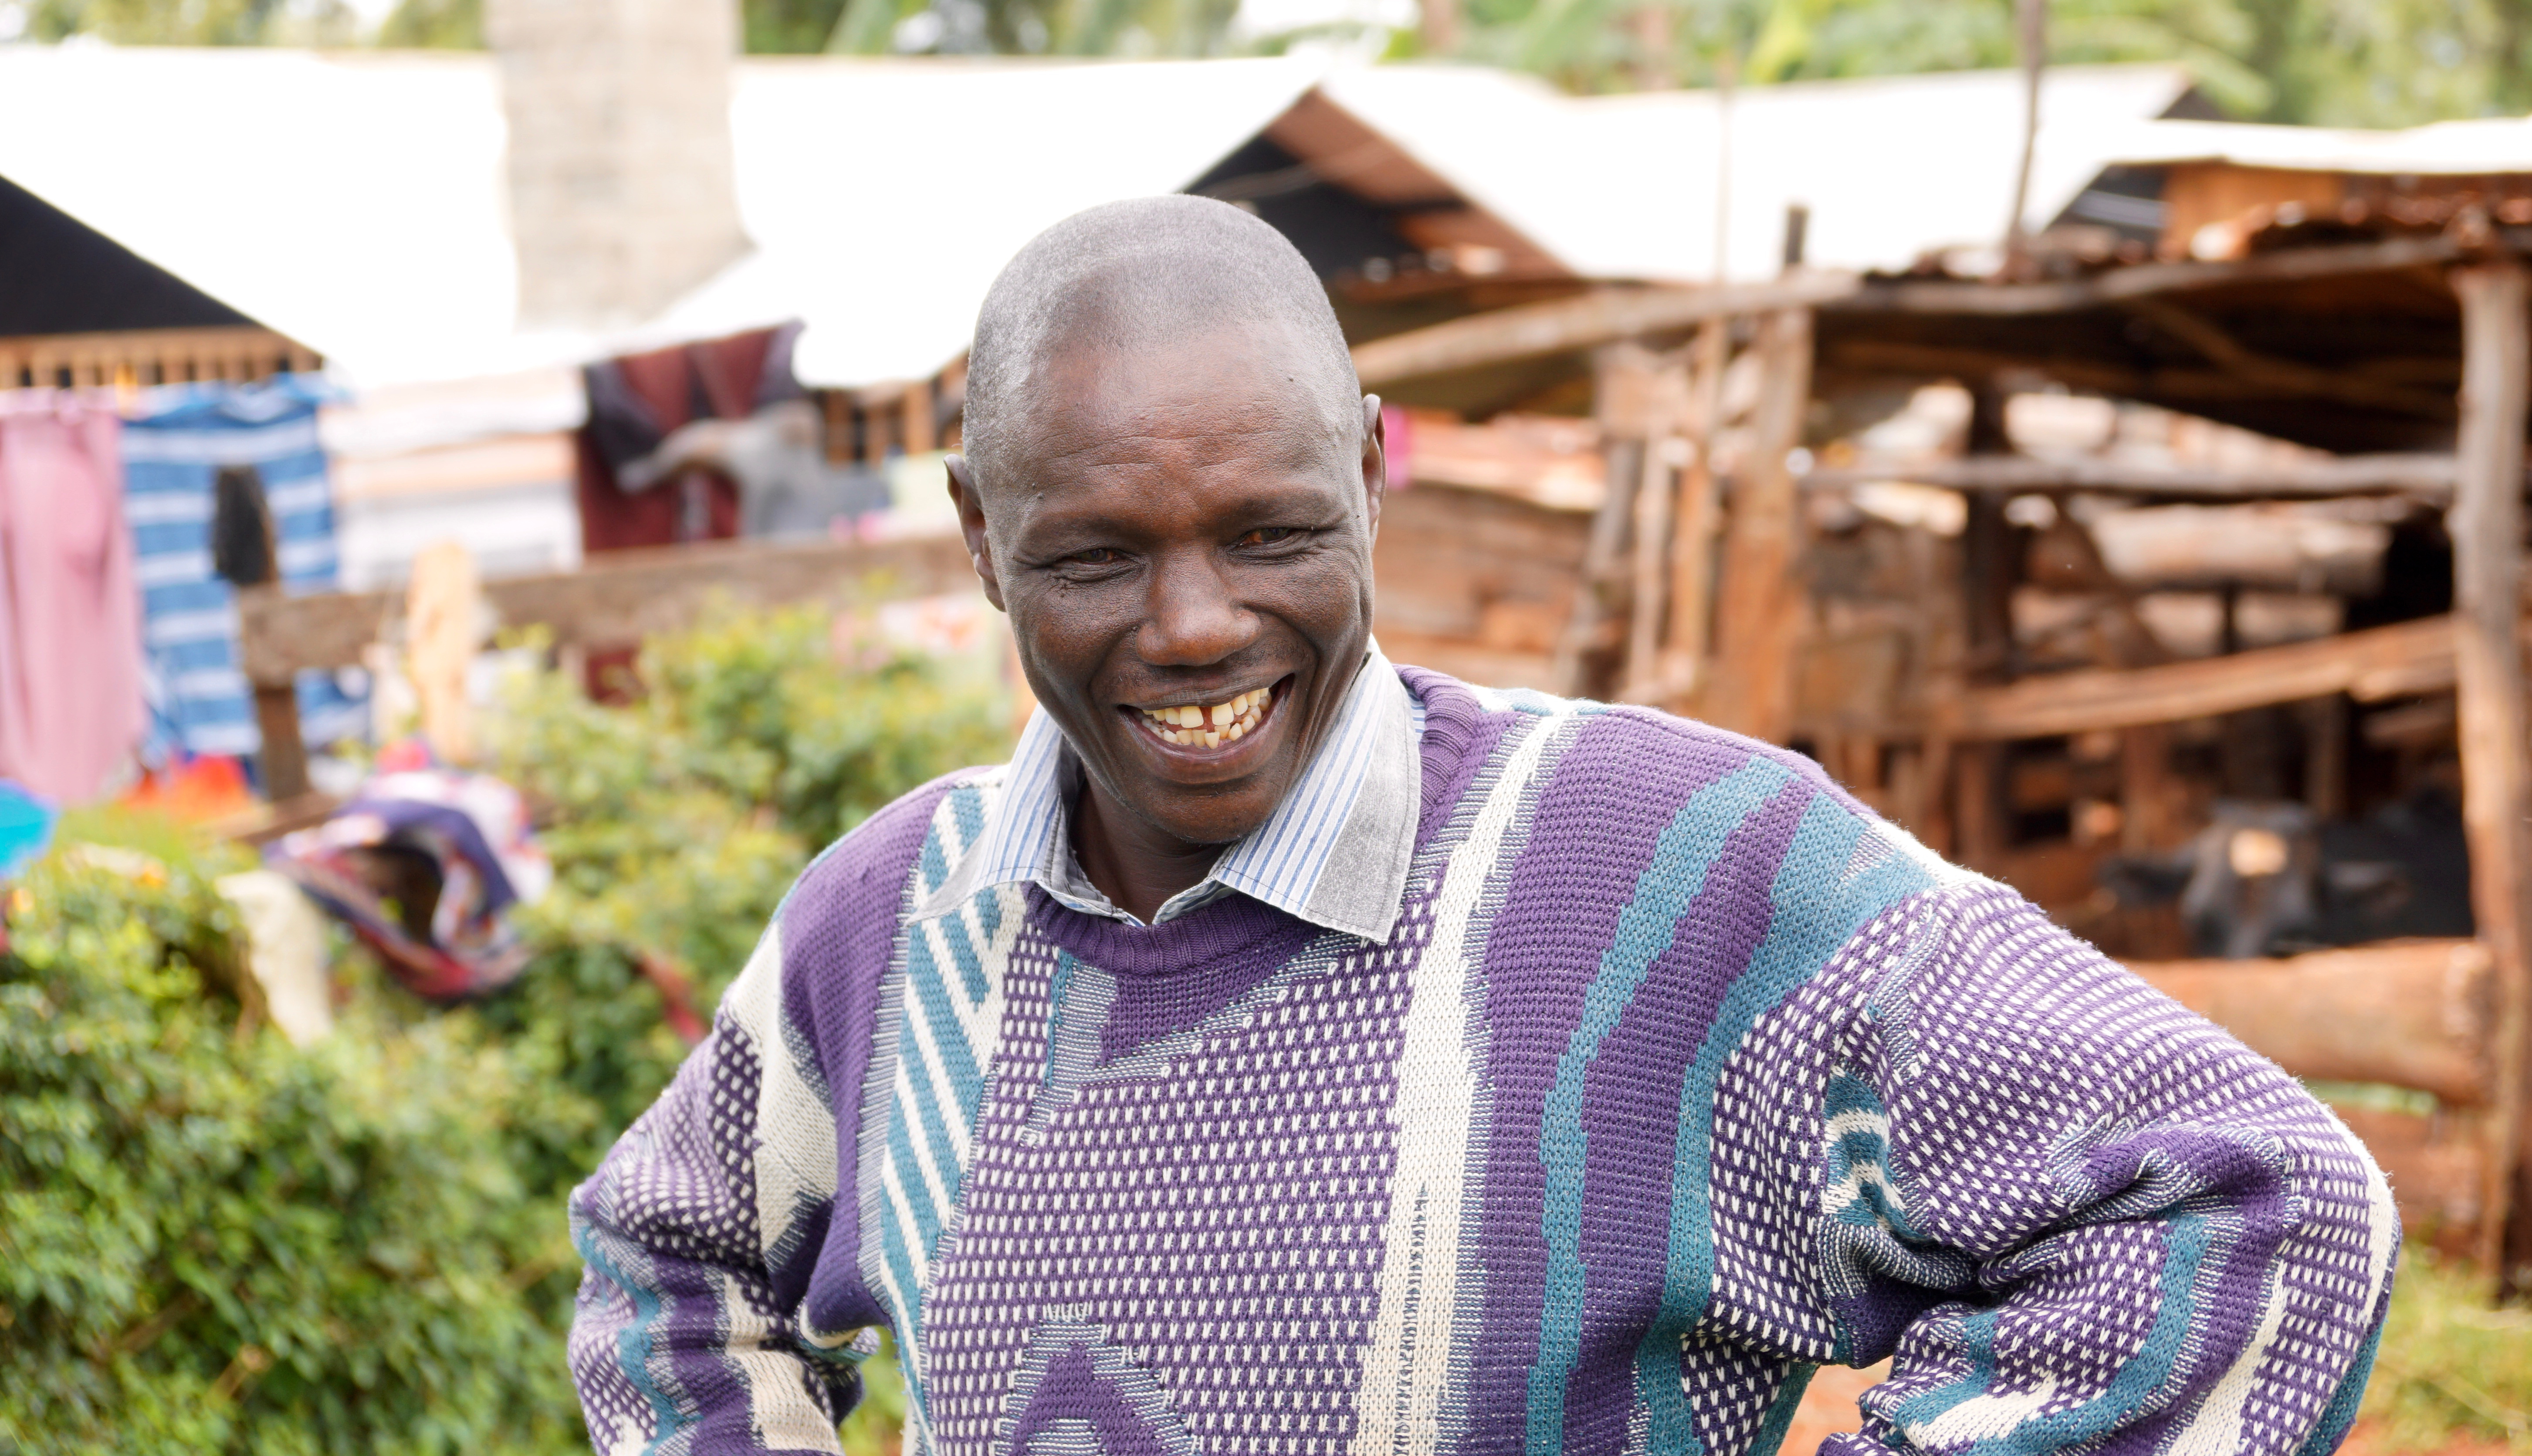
[1119, 677, 1290, 755]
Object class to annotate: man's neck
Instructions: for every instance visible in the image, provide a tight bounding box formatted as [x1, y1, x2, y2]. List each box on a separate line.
[1070, 780, 1226, 924]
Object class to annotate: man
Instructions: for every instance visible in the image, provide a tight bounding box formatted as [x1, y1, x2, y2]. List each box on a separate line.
[570, 196, 2395, 1456]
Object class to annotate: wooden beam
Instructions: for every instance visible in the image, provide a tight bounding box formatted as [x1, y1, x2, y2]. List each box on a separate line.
[1939, 614, 2457, 741]
[1821, 339, 2458, 424]
[237, 533, 978, 683]
[2122, 298, 2456, 419]
[2449, 258, 2532, 1290]
[2127, 940, 2495, 1107]
[1804, 452, 2462, 501]
[1350, 273, 1862, 387]
[1838, 234, 2470, 317]
[1697, 307, 1815, 742]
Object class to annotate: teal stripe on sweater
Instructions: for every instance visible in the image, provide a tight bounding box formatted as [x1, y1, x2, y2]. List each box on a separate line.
[1637, 792, 1937, 1452]
[1886, 1210, 2214, 1455]
[1523, 757, 1797, 1456]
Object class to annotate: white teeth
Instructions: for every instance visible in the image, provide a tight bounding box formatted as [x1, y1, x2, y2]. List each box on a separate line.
[1137, 685, 1272, 747]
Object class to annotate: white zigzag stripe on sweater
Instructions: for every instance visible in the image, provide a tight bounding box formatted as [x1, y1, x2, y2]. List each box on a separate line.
[1350, 705, 1579, 1456]
[721, 927, 839, 1279]
[714, 1266, 844, 1452]
[867, 782, 1022, 1447]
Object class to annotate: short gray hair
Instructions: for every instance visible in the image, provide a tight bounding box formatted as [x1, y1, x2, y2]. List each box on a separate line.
[961, 195, 1361, 491]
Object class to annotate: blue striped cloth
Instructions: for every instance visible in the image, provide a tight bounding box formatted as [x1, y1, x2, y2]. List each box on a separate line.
[915, 646, 1425, 938]
[122, 377, 366, 763]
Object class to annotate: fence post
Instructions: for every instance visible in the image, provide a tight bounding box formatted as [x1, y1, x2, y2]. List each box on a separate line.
[2451, 257, 2532, 1295]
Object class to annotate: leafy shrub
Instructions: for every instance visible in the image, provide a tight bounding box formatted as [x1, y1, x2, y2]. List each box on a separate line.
[0, 605, 1002, 1453]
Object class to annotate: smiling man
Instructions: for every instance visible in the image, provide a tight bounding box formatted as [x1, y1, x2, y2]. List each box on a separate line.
[569, 198, 2396, 1456]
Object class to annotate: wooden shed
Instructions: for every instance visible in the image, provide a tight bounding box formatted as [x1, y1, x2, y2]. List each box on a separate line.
[1349, 169, 2532, 1296]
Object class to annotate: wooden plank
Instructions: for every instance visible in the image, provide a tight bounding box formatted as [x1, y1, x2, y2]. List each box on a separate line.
[1941, 615, 2457, 741]
[1350, 273, 1862, 388]
[1838, 234, 2467, 318]
[1803, 452, 2463, 502]
[1, 325, 316, 388]
[2127, 940, 2496, 1107]
[1697, 308, 1815, 742]
[237, 532, 978, 683]
[2449, 258, 2532, 1287]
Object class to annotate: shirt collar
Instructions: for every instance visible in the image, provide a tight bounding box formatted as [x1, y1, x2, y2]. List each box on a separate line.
[913, 646, 1424, 943]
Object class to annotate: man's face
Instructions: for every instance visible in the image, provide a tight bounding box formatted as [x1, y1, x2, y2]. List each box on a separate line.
[949, 324, 1384, 850]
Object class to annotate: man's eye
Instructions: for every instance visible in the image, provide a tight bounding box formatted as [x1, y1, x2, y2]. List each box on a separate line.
[1237, 527, 1303, 548]
[1070, 548, 1121, 566]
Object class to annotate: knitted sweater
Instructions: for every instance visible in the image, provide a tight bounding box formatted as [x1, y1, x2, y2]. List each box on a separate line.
[569, 668, 2397, 1456]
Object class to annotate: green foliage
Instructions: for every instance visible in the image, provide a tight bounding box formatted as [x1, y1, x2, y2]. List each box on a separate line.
[0, 853, 579, 1454]
[0, 606, 995, 1452]
[2362, 1248, 2532, 1453]
[24, 0, 358, 45]
[1449, 0, 2532, 121]
[376, 0, 481, 49]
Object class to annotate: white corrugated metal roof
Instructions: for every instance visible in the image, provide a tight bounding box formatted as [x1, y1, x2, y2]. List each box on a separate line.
[0, 47, 1322, 388]
[669, 56, 1327, 387]
[0, 45, 2195, 389]
[2100, 114, 2532, 177]
[1317, 63, 2198, 283]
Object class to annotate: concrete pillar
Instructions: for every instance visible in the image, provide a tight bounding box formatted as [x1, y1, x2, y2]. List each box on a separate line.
[486, 0, 748, 330]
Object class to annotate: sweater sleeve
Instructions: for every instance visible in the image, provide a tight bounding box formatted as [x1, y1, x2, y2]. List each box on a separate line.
[567, 926, 868, 1456]
[1797, 881, 2397, 1456]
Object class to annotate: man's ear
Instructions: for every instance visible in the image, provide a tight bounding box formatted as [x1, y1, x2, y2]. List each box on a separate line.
[944, 454, 1008, 613]
[1359, 394, 1388, 545]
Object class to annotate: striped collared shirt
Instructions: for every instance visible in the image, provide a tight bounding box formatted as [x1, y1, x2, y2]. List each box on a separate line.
[912, 648, 1425, 942]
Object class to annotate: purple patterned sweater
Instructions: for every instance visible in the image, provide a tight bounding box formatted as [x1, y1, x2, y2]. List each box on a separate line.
[569, 667, 2397, 1456]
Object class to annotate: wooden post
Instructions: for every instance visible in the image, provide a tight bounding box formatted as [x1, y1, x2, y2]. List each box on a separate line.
[1662, 319, 1731, 699]
[1625, 430, 1675, 696]
[2451, 258, 2532, 1294]
[1554, 346, 1659, 694]
[1950, 389, 2017, 870]
[251, 680, 311, 802]
[1699, 307, 1814, 742]
[903, 378, 937, 455]
[1624, 360, 1692, 698]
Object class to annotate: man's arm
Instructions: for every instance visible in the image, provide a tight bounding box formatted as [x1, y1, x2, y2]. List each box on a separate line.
[569, 928, 867, 1456]
[1760, 880, 2397, 1456]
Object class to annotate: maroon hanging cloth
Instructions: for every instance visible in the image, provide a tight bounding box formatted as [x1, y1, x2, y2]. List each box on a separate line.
[573, 322, 804, 554]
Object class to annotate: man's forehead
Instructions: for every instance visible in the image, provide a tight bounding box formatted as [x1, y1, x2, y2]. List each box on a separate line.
[1001, 327, 1350, 454]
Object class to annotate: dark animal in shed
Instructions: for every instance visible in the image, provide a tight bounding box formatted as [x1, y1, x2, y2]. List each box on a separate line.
[2100, 791, 2471, 958]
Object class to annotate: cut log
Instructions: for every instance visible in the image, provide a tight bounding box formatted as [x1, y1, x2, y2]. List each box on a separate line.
[237, 532, 978, 683]
[2126, 939, 2496, 1107]
[1939, 615, 2456, 741]
[1350, 273, 1861, 387]
[1802, 453, 2462, 502]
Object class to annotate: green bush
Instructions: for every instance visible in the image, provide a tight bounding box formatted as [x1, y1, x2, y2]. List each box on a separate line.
[0, 605, 1003, 1453]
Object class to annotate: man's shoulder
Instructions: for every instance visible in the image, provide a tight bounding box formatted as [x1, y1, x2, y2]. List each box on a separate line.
[778, 763, 1012, 945]
[1404, 662, 1972, 914]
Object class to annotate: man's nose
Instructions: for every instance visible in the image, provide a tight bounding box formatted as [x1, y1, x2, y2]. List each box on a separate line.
[1134, 549, 1257, 666]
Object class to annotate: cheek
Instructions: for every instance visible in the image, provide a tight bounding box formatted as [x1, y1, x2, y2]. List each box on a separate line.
[1011, 579, 1140, 693]
[1246, 545, 1372, 638]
